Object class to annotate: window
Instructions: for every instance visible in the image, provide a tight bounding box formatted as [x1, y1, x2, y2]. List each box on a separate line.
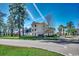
[35, 25, 36, 27]
[35, 29, 36, 31]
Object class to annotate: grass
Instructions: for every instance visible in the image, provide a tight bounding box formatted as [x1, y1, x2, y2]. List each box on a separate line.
[0, 36, 37, 40]
[0, 45, 63, 56]
[0, 36, 19, 39]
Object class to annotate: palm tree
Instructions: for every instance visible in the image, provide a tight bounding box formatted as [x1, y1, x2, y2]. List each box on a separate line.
[67, 21, 74, 29]
[58, 25, 64, 36]
[66, 21, 75, 35]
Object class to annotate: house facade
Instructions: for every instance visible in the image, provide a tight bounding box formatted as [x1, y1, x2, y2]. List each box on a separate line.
[31, 22, 54, 36]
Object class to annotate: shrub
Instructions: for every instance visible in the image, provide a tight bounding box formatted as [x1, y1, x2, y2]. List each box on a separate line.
[20, 36, 37, 40]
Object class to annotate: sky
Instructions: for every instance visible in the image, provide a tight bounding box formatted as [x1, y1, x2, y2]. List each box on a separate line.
[0, 3, 79, 31]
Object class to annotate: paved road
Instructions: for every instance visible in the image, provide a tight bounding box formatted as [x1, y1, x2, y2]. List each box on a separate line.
[0, 39, 79, 56]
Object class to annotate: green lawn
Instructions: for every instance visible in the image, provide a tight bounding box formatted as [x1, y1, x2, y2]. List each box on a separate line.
[0, 36, 19, 39]
[0, 45, 63, 56]
[0, 36, 37, 40]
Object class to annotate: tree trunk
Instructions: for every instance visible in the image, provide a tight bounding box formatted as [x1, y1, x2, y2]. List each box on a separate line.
[19, 28, 21, 38]
[0, 31, 1, 36]
[22, 27, 24, 36]
[11, 28, 13, 36]
[22, 22, 24, 36]
[18, 18, 21, 38]
[18, 23, 21, 38]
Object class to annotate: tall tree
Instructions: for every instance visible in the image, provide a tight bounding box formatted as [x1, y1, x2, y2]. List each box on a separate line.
[7, 15, 15, 36]
[9, 3, 28, 37]
[2, 23, 7, 36]
[0, 17, 4, 35]
[0, 11, 6, 36]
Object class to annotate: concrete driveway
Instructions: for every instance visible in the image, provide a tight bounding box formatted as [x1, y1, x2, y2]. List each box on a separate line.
[0, 39, 79, 56]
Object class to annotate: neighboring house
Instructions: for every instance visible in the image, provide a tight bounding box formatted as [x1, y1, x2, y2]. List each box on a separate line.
[44, 27, 54, 36]
[25, 28, 32, 36]
[14, 28, 32, 36]
[31, 21, 54, 36]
